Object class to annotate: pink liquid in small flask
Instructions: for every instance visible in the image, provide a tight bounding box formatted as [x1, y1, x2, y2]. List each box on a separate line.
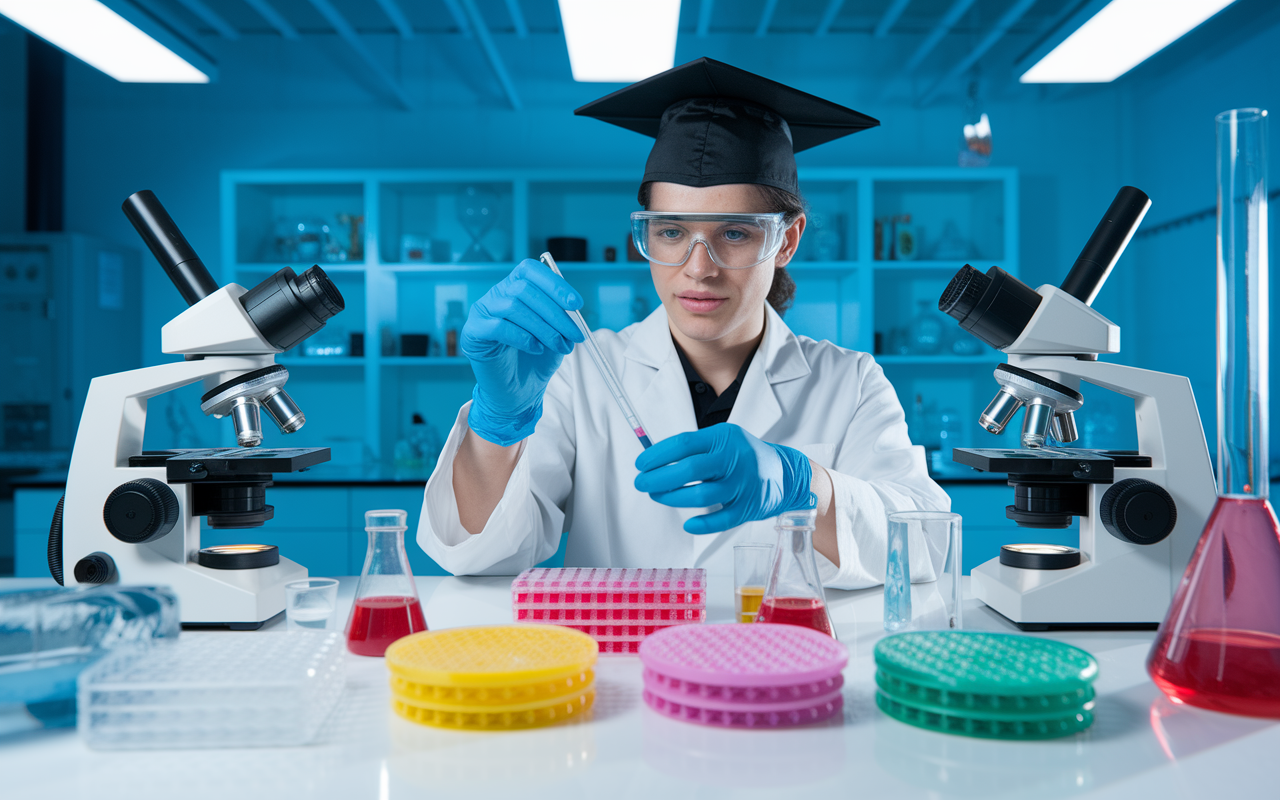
[1147, 108, 1280, 717]
[345, 509, 426, 657]
[756, 506, 835, 638]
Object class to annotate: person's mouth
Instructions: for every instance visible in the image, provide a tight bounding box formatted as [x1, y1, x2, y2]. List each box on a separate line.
[676, 290, 728, 313]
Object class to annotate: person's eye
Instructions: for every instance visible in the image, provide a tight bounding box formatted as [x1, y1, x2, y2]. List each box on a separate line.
[721, 227, 757, 243]
[657, 227, 684, 240]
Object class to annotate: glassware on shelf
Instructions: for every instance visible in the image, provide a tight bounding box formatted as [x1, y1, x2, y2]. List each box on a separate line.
[959, 79, 993, 168]
[444, 300, 467, 357]
[457, 185, 498, 262]
[1147, 108, 1280, 718]
[290, 218, 330, 262]
[906, 300, 944, 355]
[302, 327, 347, 357]
[346, 509, 427, 657]
[756, 506, 835, 637]
[804, 211, 843, 261]
[929, 220, 975, 262]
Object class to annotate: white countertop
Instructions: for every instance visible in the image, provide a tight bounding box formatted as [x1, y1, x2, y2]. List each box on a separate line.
[3, 574, 1276, 799]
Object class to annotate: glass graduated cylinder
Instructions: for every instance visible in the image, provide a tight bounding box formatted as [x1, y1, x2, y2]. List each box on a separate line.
[1147, 108, 1280, 717]
[346, 509, 426, 657]
[756, 508, 834, 637]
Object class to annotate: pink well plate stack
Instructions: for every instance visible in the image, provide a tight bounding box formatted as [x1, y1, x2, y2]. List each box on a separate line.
[639, 623, 849, 728]
[511, 568, 707, 654]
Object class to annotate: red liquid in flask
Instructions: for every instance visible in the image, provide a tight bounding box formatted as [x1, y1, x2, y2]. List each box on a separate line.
[346, 595, 427, 657]
[756, 597, 834, 637]
[1148, 497, 1280, 717]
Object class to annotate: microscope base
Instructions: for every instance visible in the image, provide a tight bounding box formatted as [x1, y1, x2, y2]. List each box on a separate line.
[981, 606, 1158, 632]
[971, 550, 1173, 629]
[182, 610, 284, 631]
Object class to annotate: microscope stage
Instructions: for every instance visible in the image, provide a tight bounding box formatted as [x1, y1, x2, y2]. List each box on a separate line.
[952, 448, 1151, 482]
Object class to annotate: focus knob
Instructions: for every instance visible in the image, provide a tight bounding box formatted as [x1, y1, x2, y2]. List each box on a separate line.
[74, 552, 117, 584]
[103, 479, 179, 544]
[1100, 478, 1177, 545]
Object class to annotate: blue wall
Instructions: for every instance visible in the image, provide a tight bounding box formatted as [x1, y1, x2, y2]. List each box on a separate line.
[1, 18, 1278, 464]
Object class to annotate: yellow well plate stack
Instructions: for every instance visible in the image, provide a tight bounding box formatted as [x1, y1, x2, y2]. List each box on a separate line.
[385, 625, 599, 731]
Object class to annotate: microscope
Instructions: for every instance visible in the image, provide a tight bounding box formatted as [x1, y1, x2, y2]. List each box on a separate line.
[47, 191, 345, 629]
[939, 187, 1217, 630]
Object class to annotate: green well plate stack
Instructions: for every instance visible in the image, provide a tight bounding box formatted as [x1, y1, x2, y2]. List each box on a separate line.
[874, 631, 1099, 740]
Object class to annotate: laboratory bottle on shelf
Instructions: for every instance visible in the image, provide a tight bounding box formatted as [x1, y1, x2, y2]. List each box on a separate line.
[1147, 108, 1280, 718]
[345, 509, 427, 657]
[756, 505, 835, 637]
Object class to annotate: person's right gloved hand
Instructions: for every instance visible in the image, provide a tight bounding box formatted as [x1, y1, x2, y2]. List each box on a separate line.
[461, 258, 585, 446]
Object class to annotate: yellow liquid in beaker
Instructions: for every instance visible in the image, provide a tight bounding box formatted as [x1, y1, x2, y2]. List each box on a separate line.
[737, 586, 765, 623]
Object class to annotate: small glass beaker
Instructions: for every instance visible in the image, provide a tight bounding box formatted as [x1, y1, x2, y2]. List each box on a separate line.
[734, 544, 773, 623]
[285, 578, 339, 631]
[345, 510, 427, 656]
[756, 507, 835, 637]
[884, 511, 963, 632]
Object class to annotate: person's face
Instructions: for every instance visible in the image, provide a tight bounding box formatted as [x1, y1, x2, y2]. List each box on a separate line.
[646, 182, 805, 346]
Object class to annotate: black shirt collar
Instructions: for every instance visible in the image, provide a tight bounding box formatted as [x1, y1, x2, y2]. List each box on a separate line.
[674, 340, 760, 429]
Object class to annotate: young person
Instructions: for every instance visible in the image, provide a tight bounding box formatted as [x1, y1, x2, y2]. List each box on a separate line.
[419, 58, 949, 589]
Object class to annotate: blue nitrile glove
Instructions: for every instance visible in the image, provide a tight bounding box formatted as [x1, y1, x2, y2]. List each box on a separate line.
[460, 258, 585, 446]
[633, 423, 814, 534]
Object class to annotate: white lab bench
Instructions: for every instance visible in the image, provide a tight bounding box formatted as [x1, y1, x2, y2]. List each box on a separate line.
[2, 574, 1275, 800]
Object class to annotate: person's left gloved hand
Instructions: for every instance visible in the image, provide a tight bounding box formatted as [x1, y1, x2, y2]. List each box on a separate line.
[634, 423, 813, 534]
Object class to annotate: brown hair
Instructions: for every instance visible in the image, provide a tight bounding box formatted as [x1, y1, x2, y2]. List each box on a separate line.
[637, 182, 807, 317]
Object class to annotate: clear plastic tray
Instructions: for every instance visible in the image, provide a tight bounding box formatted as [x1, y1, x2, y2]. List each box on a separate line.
[77, 632, 345, 749]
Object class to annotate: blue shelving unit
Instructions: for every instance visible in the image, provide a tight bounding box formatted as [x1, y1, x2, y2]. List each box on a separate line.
[221, 167, 1019, 467]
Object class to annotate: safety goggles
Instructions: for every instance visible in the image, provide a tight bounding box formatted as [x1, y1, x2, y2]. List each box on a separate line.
[629, 212, 790, 269]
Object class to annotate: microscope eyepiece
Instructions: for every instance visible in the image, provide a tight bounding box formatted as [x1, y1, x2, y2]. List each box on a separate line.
[122, 190, 219, 307]
[1059, 186, 1150, 306]
[939, 265, 1042, 350]
[239, 265, 346, 352]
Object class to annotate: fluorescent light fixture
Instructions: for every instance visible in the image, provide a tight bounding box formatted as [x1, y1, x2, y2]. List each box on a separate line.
[1020, 0, 1236, 83]
[0, 0, 212, 83]
[558, 0, 681, 82]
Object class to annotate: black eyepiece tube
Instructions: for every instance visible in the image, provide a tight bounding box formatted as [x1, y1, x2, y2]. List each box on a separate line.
[1059, 186, 1151, 306]
[122, 190, 219, 307]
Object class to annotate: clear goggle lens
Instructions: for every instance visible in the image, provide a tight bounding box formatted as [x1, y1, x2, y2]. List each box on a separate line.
[630, 212, 789, 269]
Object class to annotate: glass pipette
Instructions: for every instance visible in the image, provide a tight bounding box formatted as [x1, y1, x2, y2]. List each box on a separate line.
[539, 252, 653, 449]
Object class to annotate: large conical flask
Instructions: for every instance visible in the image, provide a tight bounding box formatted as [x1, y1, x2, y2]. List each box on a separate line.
[345, 509, 427, 657]
[756, 507, 835, 637]
[1147, 108, 1280, 717]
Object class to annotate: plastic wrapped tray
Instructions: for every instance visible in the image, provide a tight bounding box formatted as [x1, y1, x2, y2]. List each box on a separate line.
[511, 568, 706, 606]
[392, 685, 594, 731]
[643, 687, 842, 729]
[875, 690, 1093, 740]
[77, 632, 344, 749]
[639, 623, 848, 687]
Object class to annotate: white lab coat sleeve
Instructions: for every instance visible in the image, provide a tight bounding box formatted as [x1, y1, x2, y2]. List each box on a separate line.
[814, 357, 952, 591]
[416, 359, 578, 576]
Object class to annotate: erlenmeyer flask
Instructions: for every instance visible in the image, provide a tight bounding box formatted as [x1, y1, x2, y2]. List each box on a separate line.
[1147, 108, 1280, 717]
[756, 507, 835, 637]
[345, 509, 427, 657]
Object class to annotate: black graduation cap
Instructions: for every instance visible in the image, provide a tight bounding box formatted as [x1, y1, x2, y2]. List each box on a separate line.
[575, 57, 879, 196]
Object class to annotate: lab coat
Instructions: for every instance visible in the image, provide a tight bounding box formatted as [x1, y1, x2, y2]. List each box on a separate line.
[418, 304, 951, 590]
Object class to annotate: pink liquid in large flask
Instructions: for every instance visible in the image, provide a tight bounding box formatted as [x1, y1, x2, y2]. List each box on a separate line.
[1146, 108, 1280, 717]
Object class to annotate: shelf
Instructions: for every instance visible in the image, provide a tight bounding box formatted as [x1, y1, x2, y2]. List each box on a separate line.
[875, 355, 1000, 364]
[871, 260, 995, 271]
[235, 262, 366, 273]
[382, 262, 510, 273]
[382, 357, 472, 367]
[277, 357, 366, 366]
[224, 167, 1018, 464]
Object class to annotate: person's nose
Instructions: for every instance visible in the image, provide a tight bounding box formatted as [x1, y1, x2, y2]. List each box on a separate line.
[682, 239, 720, 280]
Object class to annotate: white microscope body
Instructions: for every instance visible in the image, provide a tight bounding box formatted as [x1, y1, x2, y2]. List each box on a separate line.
[54, 191, 344, 628]
[943, 187, 1217, 629]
